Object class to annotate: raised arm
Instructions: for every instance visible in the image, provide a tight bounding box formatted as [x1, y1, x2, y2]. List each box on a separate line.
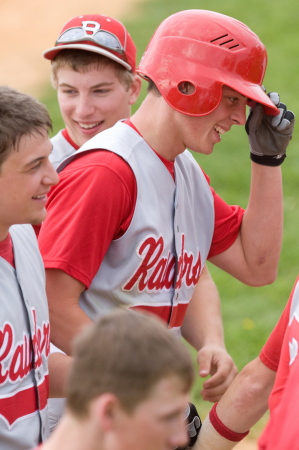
[210, 94, 294, 286]
[210, 162, 282, 286]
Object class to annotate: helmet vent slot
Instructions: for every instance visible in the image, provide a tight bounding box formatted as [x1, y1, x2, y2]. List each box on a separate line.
[210, 34, 240, 50]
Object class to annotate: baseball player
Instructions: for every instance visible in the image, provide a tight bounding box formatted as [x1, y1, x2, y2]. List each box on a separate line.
[0, 86, 66, 449]
[44, 14, 142, 169]
[258, 277, 299, 449]
[195, 276, 299, 450]
[38, 8, 293, 445]
[35, 309, 195, 450]
[44, 12, 238, 394]
[43, 14, 233, 439]
[42, 13, 142, 433]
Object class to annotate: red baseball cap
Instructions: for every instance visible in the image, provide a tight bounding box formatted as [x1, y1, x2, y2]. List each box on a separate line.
[43, 14, 136, 73]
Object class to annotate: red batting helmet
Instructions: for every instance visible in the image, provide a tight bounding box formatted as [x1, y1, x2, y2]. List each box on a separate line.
[137, 10, 279, 116]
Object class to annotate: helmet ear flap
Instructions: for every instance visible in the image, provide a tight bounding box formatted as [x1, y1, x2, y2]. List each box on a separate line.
[139, 51, 224, 116]
[159, 74, 223, 116]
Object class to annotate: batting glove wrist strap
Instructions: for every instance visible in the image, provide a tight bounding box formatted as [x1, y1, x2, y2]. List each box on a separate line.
[250, 152, 286, 167]
[246, 91, 295, 165]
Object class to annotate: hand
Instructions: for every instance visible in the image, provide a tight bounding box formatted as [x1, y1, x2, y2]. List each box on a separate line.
[245, 91, 295, 161]
[197, 345, 238, 402]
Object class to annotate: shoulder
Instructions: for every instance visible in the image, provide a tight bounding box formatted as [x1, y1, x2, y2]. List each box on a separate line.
[178, 151, 211, 183]
[46, 150, 136, 212]
[10, 224, 37, 242]
[50, 130, 64, 144]
[10, 225, 45, 275]
[61, 150, 135, 182]
[288, 276, 299, 325]
[50, 130, 76, 169]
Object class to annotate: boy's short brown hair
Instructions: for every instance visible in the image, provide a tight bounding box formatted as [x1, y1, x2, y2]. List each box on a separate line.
[0, 86, 52, 167]
[51, 50, 135, 91]
[66, 310, 194, 418]
[146, 78, 162, 97]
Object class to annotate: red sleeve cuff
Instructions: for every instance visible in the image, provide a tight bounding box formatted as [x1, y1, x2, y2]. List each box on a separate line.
[209, 403, 250, 442]
[259, 349, 279, 372]
[43, 260, 90, 289]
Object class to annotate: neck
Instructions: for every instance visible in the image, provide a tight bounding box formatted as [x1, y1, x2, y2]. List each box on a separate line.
[0, 224, 10, 242]
[130, 94, 185, 161]
[42, 414, 103, 450]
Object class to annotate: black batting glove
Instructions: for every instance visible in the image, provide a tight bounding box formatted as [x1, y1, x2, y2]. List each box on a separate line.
[176, 402, 202, 450]
[245, 90, 295, 166]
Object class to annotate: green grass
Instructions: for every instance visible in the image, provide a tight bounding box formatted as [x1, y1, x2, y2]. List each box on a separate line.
[40, 0, 299, 424]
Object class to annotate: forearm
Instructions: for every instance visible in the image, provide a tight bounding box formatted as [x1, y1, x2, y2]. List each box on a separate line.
[216, 357, 275, 431]
[240, 162, 283, 285]
[48, 352, 73, 398]
[195, 357, 276, 449]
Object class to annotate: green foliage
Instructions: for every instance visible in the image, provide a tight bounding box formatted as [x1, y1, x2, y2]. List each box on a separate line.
[40, 0, 299, 422]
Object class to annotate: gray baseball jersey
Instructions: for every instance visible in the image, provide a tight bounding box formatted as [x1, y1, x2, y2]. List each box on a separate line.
[48, 129, 75, 431]
[50, 130, 76, 170]
[57, 121, 215, 333]
[49, 121, 214, 429]
[0, 224, 50, 449]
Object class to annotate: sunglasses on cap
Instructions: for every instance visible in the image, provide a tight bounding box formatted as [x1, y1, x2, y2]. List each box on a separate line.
[56, 21, 125, 55]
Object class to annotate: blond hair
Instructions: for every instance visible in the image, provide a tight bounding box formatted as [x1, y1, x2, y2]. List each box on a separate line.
[66, 310, 194, 417]
[51, 49, 135, 91]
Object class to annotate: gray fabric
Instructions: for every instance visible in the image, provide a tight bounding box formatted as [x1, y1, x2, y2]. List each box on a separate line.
[58, 121, 215, 333]
[48, 398, 65, 433]
[50, 130, 76, 169]
[0, 225, 50, 449]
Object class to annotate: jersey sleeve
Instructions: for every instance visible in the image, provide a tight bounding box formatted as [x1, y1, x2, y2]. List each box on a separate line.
[38, 150, 136, 288]
[207, 186, 245, 258]
[259, 282, 295, 372]
[258, 351, 299, 450]
[258, 277, 299, 450]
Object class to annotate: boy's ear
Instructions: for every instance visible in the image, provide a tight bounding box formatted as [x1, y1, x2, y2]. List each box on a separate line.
[178, 81, 195, 96]
[129, 75, 142, 105]
[93, 393, 122, 431]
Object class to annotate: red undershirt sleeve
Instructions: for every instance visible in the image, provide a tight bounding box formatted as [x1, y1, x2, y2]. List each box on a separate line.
[259, 278, 297, 371]
[207, 187, 245, 259]
[38, 150, 136, 288]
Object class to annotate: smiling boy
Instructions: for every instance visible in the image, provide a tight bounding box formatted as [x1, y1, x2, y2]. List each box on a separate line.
[42, 11, 239, 410]
[42, 16, 241, 445]
[43, 14, 141, 168]
[0, 86, 61, 449]
[38, 9, 294, 402]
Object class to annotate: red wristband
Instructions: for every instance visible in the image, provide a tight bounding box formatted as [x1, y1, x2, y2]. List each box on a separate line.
[209, 403, 250, 442]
